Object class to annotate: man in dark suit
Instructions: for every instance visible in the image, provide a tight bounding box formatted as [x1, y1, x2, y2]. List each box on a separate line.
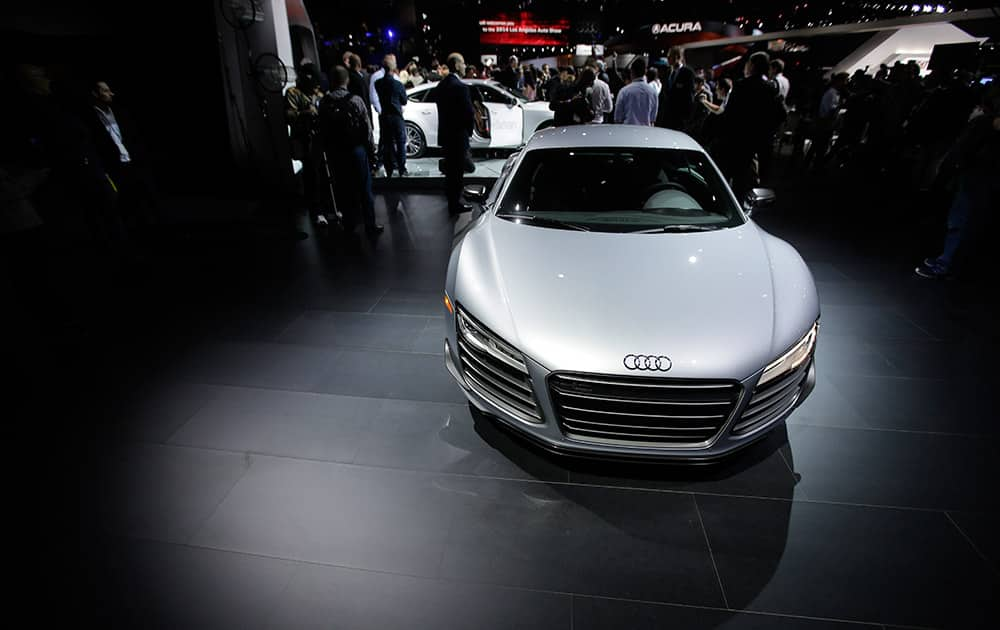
[428, 53, 474, 214]
[374, 55, 409, 177]
[656, 46, 696, 131]
[345, 54, 371, 120]
[87, 80, 158, 239]
[714, 51, 785, 197]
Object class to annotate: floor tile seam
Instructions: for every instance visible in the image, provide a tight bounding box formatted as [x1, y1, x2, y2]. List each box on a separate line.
[164, 381, 466, 409]
[155, 375, 464, 405]
[182, 450, 257, 547]
[692, 494, 730, 609]
[942, 511, 1000, 577]
[298, 307, 442, 321]
[411, 317, 434, 353]
[366, 287, 391, 313]
[788, 420, 997, 440]
[776, 447, 795, 476]
[892, 310, 944, 342]
[105, 439, 960, 515]
[262, 336, 442, 357]
[153, 387, 226, 446]
[102, 534, 899, 628]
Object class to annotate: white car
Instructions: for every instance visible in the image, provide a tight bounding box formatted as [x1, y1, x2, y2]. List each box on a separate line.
[383, 79, 555, 158]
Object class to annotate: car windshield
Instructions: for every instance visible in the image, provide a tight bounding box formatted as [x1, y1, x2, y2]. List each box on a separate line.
[495, 148, 744, 233]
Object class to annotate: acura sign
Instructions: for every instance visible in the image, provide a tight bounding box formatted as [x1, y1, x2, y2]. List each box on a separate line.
[651, 22, 702, 35]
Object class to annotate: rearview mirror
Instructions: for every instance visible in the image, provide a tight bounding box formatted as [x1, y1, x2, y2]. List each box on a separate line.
[743, 188, 776, 216]
[463, 184, 488, 203]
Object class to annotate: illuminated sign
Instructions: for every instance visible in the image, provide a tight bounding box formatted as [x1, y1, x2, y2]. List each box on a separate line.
[651, 22, 703, 35]
[479, 13, 570, 46]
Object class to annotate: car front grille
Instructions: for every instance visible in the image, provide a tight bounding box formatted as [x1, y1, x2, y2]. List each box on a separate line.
[456, 310, 542, 424]
[732, 360, 811, 435]
[548, 373, 742, 448]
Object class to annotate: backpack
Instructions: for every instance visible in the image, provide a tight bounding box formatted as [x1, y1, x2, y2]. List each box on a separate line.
[320, 93, 367, 150]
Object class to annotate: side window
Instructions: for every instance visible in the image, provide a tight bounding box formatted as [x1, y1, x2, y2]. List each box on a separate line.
[486, 151, 520, 207]
[477, 86, 511, 104]
[408, 89, 427, 103]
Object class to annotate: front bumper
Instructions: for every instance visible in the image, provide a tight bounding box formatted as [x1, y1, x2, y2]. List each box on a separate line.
[445, 337, 815, 462]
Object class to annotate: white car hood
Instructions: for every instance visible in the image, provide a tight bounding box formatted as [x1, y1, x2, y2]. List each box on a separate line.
[457, 216, 779, 380]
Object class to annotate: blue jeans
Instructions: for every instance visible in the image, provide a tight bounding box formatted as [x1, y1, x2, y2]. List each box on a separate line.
[331, 145, 376, 230]
[380, 115, 407, 175]
[935, 173, 993, 270]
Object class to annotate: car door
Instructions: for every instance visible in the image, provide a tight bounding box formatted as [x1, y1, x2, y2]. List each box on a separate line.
[474, 85, 523, 149]
[404, 86, 438, 147]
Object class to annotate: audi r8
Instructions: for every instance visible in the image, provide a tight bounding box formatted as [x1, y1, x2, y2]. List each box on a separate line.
[390, 79, 555, 158]
[443, 125, 819, 461]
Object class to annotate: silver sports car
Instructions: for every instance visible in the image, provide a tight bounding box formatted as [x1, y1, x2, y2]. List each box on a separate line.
[444, 126, 819, 461]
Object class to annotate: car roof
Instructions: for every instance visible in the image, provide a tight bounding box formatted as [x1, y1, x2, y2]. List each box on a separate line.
[524, 125, 705, 153]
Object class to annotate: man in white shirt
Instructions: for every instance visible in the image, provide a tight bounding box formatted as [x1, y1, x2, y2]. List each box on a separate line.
[770, 58, 790, 104]
[585, 60, 614, 123]
[806, 72, 848, 169]
[613, 57, 658, 126]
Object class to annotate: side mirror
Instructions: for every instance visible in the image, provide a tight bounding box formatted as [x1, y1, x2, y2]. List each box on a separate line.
[743, 188, 776, 216]
[463, 184, 488, 203]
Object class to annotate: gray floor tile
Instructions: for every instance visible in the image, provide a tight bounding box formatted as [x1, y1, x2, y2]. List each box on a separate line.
[266, 563, 570, 630]
[86, 538, 298, 629]
[573, 597, 879, 629]
[438, 479, 725, 605]
[169, 387, 378, 463]
[782, 424, 1000, 511]
[90, 443, 251, 543]
[276, 310, 430, 352]
[111, 382, 221, 443]
[313, 348, 466, 403]
[371, 288, 446, 316]
[411, 317, 446, 354]
[351, 399, 567, 481]
[191, 456, 455, 576]
[177, 341, 338, 391]
[697, 495, 1000, 627]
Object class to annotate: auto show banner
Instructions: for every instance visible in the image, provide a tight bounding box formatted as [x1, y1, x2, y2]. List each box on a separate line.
[479, 12, 571, 47]
[637, 20, 746, 47]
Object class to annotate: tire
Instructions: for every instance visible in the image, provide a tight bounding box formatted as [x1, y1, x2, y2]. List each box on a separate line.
[405, 122, 426, 159]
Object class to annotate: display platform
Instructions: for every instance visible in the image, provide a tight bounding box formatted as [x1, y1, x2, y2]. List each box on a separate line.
[371, 156, 506, 190]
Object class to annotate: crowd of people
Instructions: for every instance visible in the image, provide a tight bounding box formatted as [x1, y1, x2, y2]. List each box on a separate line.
[287, 43, 998, 276]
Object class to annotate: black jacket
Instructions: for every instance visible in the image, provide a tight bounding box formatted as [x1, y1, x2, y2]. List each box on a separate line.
[428, 74, 474, 149]
[374, 75, 407, 118]
[347, 70, 371, 113]
[86, 105, 145, 172]
[719, 76, 784, 151]
[656, 65, 696, 130]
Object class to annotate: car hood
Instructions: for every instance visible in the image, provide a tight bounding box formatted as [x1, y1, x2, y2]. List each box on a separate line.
[456, 216, 779, 380]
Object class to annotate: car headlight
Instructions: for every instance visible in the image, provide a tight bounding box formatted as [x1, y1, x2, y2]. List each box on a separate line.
[456, 307, 528, 373]
[758, 321, 819, 387]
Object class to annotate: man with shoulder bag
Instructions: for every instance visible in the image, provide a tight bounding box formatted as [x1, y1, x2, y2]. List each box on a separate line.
[319, 67, 383, 238]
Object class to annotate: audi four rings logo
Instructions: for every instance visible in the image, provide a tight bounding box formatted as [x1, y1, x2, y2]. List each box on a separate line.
[623, 354, 673, 371]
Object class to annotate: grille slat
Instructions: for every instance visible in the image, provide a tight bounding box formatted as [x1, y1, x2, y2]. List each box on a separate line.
[550, 373, 741, 448]
[456, 309, 541, 423]
[562, 416, 719, 432]
[561, 404, 725, 421]
[733, 361, 810, 435]
[458, 340, 533, 396]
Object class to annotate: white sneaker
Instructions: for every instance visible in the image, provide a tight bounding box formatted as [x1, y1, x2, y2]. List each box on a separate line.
[315, 214, 329, 226]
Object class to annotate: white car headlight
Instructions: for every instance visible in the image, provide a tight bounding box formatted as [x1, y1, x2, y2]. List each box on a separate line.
[456, 308, 528, 373]
[758, 321, 819, 387]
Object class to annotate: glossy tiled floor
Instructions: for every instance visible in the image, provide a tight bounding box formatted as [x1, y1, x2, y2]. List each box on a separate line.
[17, 168, 997, 628]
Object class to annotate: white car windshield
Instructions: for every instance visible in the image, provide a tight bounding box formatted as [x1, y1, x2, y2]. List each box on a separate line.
[496, 148, 745, 233]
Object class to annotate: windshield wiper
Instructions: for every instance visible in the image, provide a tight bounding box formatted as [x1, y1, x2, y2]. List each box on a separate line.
[495, 214, 591, 232]
[631, 224, 718, 234]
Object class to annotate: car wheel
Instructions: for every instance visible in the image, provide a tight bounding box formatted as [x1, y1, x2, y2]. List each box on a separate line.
[405, 122, 426, 159]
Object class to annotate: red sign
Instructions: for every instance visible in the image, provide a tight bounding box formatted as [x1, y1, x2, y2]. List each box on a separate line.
[479, 13, 570, 46]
